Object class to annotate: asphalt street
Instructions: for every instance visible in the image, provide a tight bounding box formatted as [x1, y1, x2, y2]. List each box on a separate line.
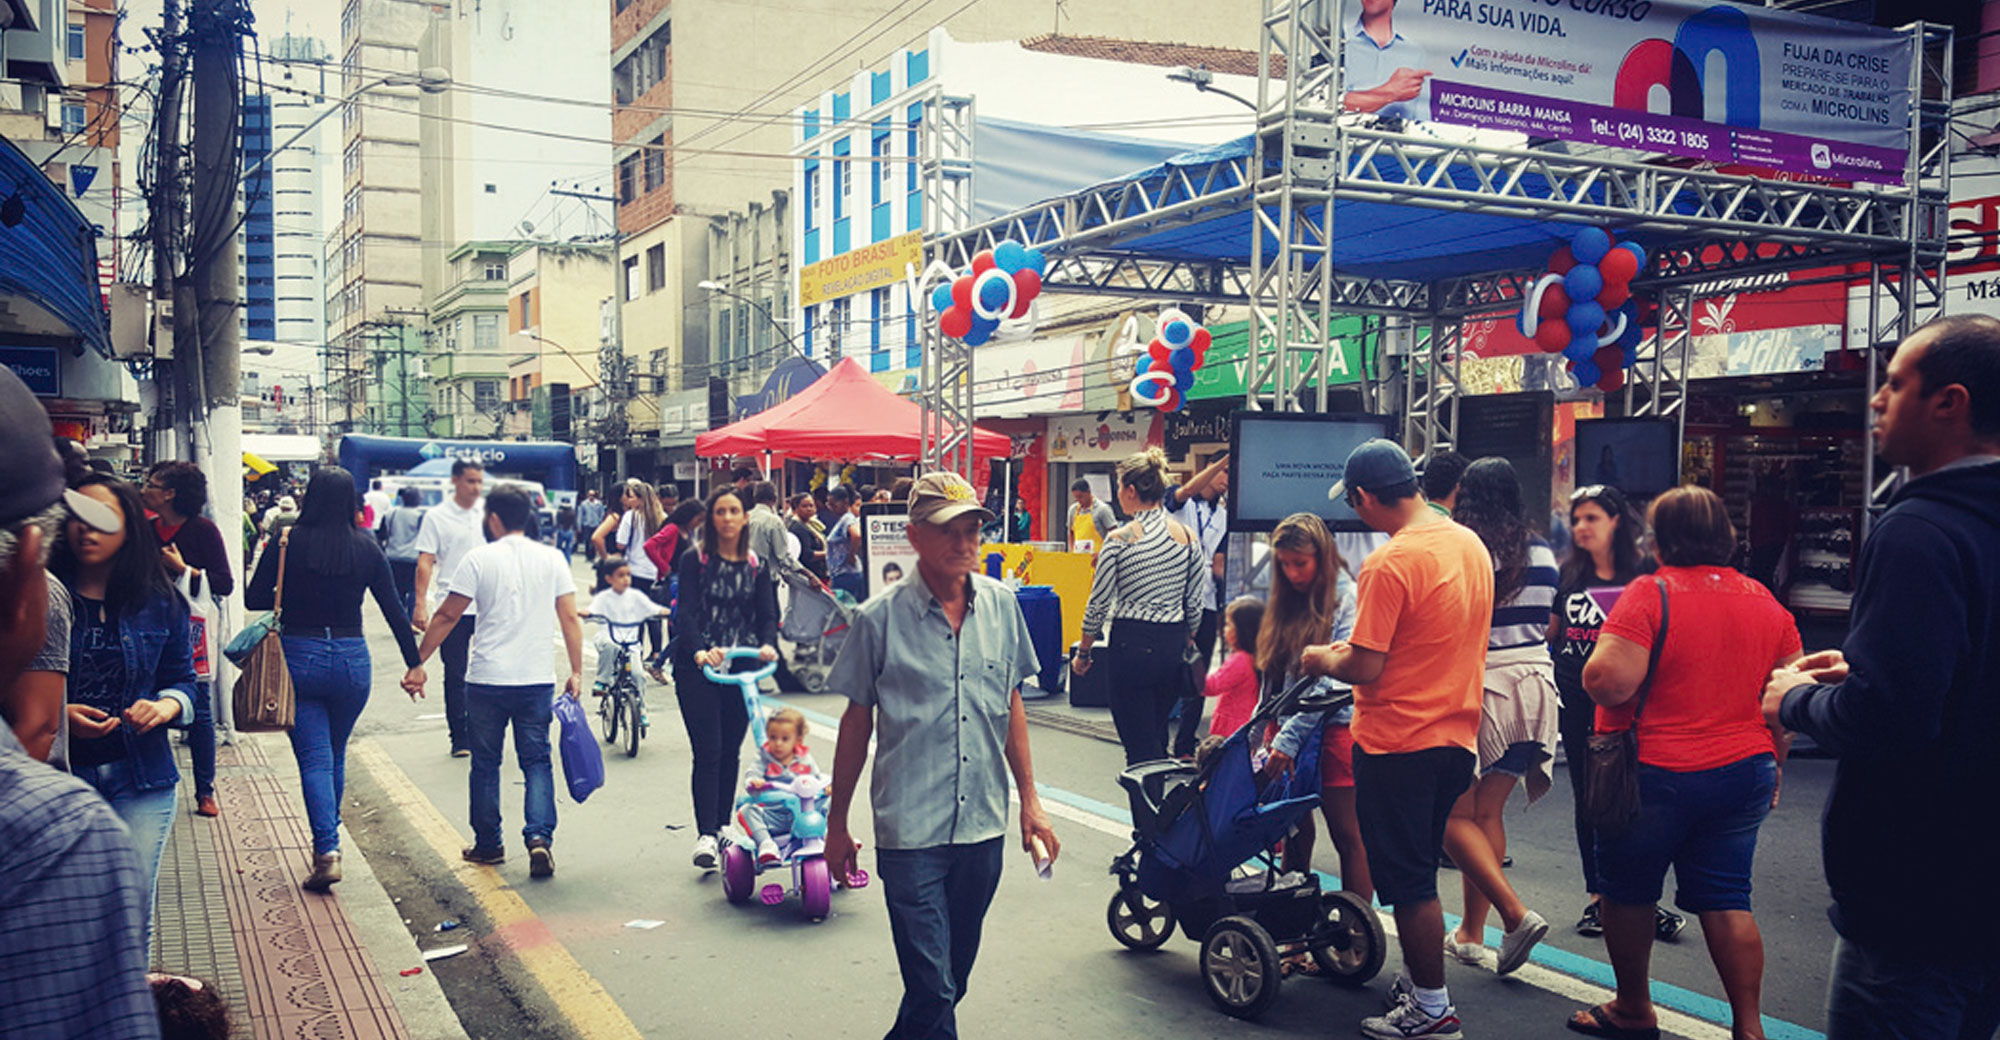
[342, 558, 1846, 1040]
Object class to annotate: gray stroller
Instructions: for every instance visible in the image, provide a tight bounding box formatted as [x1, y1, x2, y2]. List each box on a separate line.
[780, 583, 857, 693]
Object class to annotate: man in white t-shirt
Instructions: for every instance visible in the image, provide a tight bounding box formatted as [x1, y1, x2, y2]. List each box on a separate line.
[404, 485, 583, 879]
[413, 460, 487, 757]
[364, 479, 393, 531]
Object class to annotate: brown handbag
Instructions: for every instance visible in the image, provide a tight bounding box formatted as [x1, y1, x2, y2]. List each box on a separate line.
[232, 533, 296, 732]
[1582, 577, 1668, 833]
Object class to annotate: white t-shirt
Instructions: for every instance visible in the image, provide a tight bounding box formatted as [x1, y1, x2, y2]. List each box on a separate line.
[617, 509, 658, 582]
[451, 533, 577, 686]
[364, 488, 393, 530]
[416, 496, 487, 614]
[589, 587, 666, 626]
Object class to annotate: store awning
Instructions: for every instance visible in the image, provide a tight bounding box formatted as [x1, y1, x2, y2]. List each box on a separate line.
[243, 452, 278, 477]
[696, 357, 1011, 462]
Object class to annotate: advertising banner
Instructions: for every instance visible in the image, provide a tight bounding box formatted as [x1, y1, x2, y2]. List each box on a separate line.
[798, 230, 923, 307]
[861, 509, 919, 601]
[1189, 318, 1375, 400]
[1045, 411, 1161, 465]
[1359, 0, 1912, 184]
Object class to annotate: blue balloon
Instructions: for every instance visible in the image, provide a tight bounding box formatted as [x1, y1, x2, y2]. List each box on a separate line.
[1567, 301, 1607, 338]
[1564, 265, 1603, 303]
[1171, 345, 1196, 369]
[1574, 360, 1602, 386]
[1175, 370, 1194, 393]
[930, 283, 953, 313]
[1162, 321, 1193, 348]
[993, 240, 1029, 274]
[1564, 340, 1595, 363]
[964, 315, 999, 346]
[1023, 247, 1046, 276]
[1616, 241, 1647, 267]
[1571, 227, 1612, 265]
[1617, 314, 1644, 350]
[977, 274, 1012, 314]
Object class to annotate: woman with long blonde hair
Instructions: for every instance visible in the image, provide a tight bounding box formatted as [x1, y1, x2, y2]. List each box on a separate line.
[615, 480, 669, 657]
[1260, 512, 1372, 908]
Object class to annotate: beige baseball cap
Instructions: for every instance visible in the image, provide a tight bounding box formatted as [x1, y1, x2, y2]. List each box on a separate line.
[907, 472, 995, 527]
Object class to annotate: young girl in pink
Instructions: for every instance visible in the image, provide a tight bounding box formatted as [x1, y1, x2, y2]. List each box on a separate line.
[1203, 597, 1265, 739]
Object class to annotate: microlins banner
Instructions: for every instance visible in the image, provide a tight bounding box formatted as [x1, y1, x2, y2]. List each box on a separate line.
[1357, 0, 1913, 184]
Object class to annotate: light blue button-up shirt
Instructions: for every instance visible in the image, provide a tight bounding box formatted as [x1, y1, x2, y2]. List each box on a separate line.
[1346, 12, 1432, 123]
[827, 571, 1041, 850]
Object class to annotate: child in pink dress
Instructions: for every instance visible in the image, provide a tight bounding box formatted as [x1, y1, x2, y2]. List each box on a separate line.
[1203, 597, 1265, 739]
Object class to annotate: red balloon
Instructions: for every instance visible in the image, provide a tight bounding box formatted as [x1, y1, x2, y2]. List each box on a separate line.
[1537, 284, 1571, 319]
[1162, 388, 1183, 413]
[1009, 270, 1041, 318]
[1534, 321, 1571, 353]
[940, 306, 972, 339]
[1597, 365, 1627, 393]
[1548, 245, 1576, 275]
[1593, 345, 1623, 372]
[1598, 246, 1640, 285]
[1148, 356, 1174, 375]
[1599, 283, 1631, 310]
[951, 275, 973, 307]
[1191, 327, 1212, 352]
[1148, 340, 1171, 364]
[971, 250, 996, 274]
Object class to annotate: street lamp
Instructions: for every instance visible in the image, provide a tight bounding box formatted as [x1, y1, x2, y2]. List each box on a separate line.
[1166, 65, 1258, 113]
[697, 280, 814, 369]
[241, 67, 452, 183]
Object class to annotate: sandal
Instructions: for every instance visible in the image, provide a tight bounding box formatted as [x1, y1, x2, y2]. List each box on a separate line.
[1567, 1004, 1660, 1039]
[1280, 953, 1323, 978]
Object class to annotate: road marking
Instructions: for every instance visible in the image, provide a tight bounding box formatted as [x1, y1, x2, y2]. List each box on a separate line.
[352, 740, 646, 1040]
[774, 697, 1824, 1040]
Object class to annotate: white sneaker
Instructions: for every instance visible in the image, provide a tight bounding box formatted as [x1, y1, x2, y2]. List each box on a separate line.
[1361, 994, 1463, 1039]
[1444, 933, 1485, 967]
[1383, 973, 1414, 1009]
[691, 834, 719, 870]
[1496, 909, 1549, 975]
[755, 839, 781, 867]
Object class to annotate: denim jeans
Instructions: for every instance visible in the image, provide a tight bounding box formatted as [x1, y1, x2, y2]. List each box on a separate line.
[466, 683, 557, 852]
[556, 530, 576, 560]
[389, 559, 418, 619]
[282, 635, 371, 856]
[438, 613, 478, 753]
[1597, 753, 1776, 914]
[187, 678, 217, 799]
[876, 839, 1006, 1040]
[1108, 620, 1190, 768]
[72, 757, 179, 950]
[1827, 937, 2000, 1040]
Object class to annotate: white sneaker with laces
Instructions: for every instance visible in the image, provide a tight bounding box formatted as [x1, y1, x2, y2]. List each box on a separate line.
[692, 833, 719, 870]
[1383, 973, 1414, 1010]
[1361, 994, 1464, 1039]
[756, 839, 781, 867]
[1445, 933, 1486, 967]
[1497, 909, 1550, 975]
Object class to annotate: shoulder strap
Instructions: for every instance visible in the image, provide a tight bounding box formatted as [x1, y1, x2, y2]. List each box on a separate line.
[1629, 577, 1669, 721]
[274, 531, 291, 618]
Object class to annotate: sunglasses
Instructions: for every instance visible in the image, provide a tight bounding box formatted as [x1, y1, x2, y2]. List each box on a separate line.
[1570, 485, 1627, 511]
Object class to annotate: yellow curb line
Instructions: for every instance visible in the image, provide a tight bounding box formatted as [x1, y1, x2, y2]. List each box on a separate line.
[352, 739, 644, 1040]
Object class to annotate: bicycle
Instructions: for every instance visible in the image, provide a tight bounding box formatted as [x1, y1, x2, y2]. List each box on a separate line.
[586, 618, 649, 758]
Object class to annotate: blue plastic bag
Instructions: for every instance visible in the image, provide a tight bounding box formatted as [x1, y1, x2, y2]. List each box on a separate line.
[553, 693, 604, 803]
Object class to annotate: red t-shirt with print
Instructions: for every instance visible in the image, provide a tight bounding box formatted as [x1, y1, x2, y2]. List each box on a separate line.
[1596, 565, 1801, 772]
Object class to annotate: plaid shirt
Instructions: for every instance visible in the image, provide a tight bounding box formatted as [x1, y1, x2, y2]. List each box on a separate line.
[0, 726, 160, 1039]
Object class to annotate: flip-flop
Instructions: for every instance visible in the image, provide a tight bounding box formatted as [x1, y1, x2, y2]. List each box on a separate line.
[1566, 1004, 1661, 1039]
[1280, 954, 1323, 978]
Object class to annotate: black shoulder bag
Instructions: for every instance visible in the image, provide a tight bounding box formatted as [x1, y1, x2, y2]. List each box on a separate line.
[1582, 577, 1668, 833]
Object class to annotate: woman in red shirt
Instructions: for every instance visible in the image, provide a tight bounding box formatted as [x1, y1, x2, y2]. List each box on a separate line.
[1570, 487, 1801, 1040]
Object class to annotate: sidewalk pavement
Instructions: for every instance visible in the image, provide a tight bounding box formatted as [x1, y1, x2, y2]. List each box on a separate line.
[154, 733, 469, 1040]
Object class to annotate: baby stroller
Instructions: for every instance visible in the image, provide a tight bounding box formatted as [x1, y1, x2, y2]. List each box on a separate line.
[779, 582, 856, 694]
[1106, 677, 1386, 1019]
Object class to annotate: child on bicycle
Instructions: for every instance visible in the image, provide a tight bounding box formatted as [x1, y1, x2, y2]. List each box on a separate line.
[737, 708, 824, 867]
[577, 556, 670, 695]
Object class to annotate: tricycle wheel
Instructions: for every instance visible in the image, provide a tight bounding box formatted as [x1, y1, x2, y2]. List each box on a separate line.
[800, 857, 832, 921]
[1106, 888, 1175, 951]
[1201, 915, 1282, 1019]
[721, 843, 754, 904]
[1309, 889, 1386, 986]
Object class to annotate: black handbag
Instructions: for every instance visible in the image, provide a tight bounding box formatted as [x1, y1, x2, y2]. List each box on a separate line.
[1582, 578, 1668, 833]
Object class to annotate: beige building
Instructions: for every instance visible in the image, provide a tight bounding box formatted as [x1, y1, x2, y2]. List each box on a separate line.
[425, 241, 520, 439]
[502, 243, 614, 442]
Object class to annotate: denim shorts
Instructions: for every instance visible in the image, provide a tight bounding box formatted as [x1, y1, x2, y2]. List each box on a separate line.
[1596, 752, 1776, 914]
[1484, 740, 1545, 778]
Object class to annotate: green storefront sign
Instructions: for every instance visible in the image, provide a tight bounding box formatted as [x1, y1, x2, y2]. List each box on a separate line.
[1187, 317, 1378, 400]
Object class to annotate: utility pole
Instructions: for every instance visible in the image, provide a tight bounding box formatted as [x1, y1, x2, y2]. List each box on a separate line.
[149, 0, 186, 453]
[552, 184, 626, 485]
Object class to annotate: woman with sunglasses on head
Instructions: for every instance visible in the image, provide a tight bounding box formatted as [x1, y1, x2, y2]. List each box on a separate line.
[1548, 485, 1674, 941]
[50, 475, 198, 949]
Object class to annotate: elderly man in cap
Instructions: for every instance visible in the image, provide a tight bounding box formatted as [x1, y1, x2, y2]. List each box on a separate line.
[824, 471, 1060, 1040]
[0, 367, 163, 1038]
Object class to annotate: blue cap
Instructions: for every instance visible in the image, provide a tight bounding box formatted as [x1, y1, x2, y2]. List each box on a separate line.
[1327, 438, 1417, 502]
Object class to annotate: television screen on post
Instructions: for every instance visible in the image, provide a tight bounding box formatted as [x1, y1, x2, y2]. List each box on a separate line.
[1574, 418, 1680, 499]
[1228, 411, 1394, 532]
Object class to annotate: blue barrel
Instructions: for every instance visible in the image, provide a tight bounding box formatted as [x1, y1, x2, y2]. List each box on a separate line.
[985, 552, 1005, 579]
[1013, 585, 1064, 700]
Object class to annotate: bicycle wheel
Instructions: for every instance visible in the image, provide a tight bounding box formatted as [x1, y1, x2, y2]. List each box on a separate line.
[623, 690, 642, 758]
[599, 683, 620, 745]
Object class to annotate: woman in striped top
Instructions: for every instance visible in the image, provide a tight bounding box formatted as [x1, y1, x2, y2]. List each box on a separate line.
[1442, 457, 1559, 971]
[1073, 449, 1206, 766]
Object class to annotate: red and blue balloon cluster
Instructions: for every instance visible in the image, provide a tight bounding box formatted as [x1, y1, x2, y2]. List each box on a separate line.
[1128, 308, 1212, 413]
[932, 240, 1046, 346]
[1515, 227, 1646, 393]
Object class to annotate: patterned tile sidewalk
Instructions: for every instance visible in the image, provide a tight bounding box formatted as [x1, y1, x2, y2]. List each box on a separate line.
[154, 736, 413, 1040]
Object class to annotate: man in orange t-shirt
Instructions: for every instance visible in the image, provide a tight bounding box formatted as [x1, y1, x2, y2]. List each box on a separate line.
[1303, 439, 1493, 1040]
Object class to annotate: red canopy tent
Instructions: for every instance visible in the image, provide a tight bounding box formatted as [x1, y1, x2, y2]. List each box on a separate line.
[695, 357, 1011, 461]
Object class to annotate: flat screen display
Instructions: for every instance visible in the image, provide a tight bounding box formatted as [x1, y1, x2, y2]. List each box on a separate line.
[1574, 418, 1680, 499]
[1229, 412, 1393, 532]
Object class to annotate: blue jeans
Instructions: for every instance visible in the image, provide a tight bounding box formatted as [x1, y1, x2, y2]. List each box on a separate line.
[556, 530, 576, 560]
[72, 757, 179, 950]
[1597, 752, 1776, 913]
[439, 614, 477, 753]
[389, 559, 418, 619]
[1827, 936, 2000, 1040]
[282, 635, 371, 856]
[467, 683, 557, 852]
[876, 839, 1005, 1040]
[188, 678, 216, 799]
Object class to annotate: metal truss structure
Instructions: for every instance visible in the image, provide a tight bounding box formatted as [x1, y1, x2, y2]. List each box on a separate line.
[919, 1, 1951, 484]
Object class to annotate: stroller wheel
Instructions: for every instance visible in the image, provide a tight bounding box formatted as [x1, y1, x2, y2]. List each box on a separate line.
[1201, 916, 1282, 1019]
[1309, 889, 1387, 986]
[1106, 888, 1176, 951]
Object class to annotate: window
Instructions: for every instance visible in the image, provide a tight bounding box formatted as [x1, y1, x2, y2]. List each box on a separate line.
[60, 102, 86, 135]
[612, 23, 671, 105]
[907, 121, 920, 192]
[828, 299, 845, 360]
[870, 288, 886, 357]
[871, 132, 889, 206]
[617, 153, 641, 204]
[517, 290, 533, 330]
[802, 165, 819, 230]
[473, 380, 500, 411]
[343, 141, 359, 177]
[473, 313, 499, 351]
[66, 24, 85, 62]
[717, 305, 733, 366]
[623, 256, 642, 301]
[643, 135, 665, 193]
[834, 142, 851, 219]
[645, 243, 665, 293]
[483, 262, 506, 281]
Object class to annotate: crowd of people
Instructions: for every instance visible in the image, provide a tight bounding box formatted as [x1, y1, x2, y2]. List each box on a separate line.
[1, 313, 1995, 1040]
